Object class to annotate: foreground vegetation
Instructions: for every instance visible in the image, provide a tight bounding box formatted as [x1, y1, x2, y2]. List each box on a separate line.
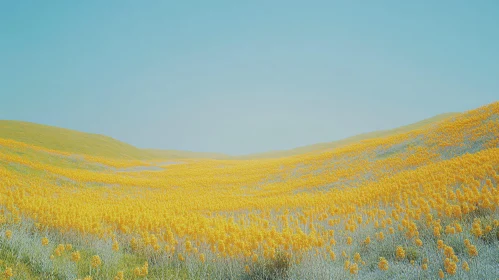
[0, 102, 498, 279]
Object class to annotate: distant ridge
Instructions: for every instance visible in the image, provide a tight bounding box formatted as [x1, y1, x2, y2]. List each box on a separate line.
[144, 149, 230, 160]
[0, 120, 227, 160]
[0, 112, 459, 160]
[235, 112, 459, 159]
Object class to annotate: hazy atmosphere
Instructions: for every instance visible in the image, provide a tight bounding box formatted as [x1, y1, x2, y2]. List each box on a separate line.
[1, 0, 498, 155]
[1, 2, 499, 280]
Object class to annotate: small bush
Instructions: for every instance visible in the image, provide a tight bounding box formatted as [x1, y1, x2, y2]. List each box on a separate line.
[463, 205, 493, 222]
[377, 244, 396, 261]
[479, 222, 499, 244]
[406, 246, 419, 262]
[244, 252, 291, 280]
[446, 236, 467, 255]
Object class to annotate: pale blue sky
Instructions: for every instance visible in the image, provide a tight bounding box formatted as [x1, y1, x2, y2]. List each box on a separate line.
[1, 1, 498, 155]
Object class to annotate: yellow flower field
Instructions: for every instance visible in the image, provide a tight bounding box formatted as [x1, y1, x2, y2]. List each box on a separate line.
[0, 102, 498, 279]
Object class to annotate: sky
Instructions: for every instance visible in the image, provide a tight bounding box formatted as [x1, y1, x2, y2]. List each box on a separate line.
[1, 1, 498, 155]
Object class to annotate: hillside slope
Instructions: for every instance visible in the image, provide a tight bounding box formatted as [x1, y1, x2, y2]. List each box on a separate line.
[144, 149, 229, 160]
[237, 112, 459, 159]
[0, 120, 150, 159]
[0, 112, 458, 160]
[0, 121, 226, 160]
[0, 102, 497, 279]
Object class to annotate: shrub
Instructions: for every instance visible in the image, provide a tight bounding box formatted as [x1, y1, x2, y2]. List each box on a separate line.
[406, 246, 420, 262]
[243, 252, 291, 280]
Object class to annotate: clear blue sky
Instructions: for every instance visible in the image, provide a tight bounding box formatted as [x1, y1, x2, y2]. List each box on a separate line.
[1, 1, 498, 155]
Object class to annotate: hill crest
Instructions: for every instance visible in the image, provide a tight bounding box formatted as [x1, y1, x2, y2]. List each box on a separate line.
[0, 111, 460, 160]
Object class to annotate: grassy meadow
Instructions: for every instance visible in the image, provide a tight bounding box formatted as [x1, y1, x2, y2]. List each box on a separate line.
[0, 102, 498, 279]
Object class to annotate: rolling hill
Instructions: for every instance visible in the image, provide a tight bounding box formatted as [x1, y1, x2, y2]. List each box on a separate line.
[0, 101, 497, 279]
[0, 112, 459, 160]
[237, 112, 459, 159]
[0, 120, 228, 160]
